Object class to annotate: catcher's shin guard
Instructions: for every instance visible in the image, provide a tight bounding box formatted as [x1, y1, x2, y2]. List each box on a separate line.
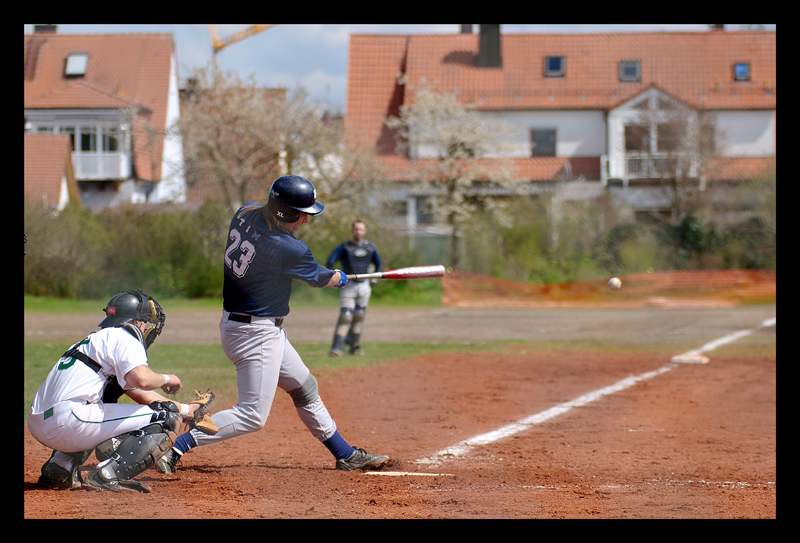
[334, 307, 353, 338]
[90, 421, 177, 487]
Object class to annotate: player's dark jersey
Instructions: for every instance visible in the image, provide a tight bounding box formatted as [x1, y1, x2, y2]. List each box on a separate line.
[324, 240, 381, 277]
[223, 203, 334, 317]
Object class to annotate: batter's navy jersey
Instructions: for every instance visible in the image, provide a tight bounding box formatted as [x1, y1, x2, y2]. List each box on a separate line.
[324, 240, 382, 276]
[223, 204, 335, 317]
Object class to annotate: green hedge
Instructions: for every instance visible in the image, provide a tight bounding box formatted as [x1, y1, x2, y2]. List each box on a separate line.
[24, 199, 775, 300]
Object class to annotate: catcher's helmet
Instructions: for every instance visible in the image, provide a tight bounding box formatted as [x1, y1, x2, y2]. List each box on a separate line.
[267, 175, 324, 223]
[99, 289, 165, 349]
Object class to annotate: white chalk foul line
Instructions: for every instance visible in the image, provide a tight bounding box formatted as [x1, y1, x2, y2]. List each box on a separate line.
[414, 316, 775, 467]
[414, 366, 672, 466]
[681, 317, 776, 357]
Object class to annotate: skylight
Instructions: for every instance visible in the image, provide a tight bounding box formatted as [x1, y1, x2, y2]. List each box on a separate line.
[65, 52, 89, 77]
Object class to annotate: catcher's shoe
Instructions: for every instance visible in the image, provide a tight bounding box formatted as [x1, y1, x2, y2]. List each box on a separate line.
[38, 452, 85, 490]
[81, 468, 151, 493]
[156, 448, 182, 475]
[38, 461, 74, 490]
[335, 447, 389, 471]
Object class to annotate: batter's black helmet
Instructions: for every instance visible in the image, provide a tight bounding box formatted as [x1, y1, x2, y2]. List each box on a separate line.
[99, 289, 165, 349]
[267, 175, 324, 223]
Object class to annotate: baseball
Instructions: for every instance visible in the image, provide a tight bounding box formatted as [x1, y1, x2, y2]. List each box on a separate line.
[608, 277, 622, 290]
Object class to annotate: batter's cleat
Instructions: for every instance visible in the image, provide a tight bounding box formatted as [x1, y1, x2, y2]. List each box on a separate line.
[156, 448, 182, 474]
[336, 447, 389, 471]
[81, 468, 151, 493]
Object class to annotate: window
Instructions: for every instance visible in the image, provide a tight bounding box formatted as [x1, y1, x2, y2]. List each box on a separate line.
[625, 124, 649, 152]
[530, 129, 556, 157]
[65, 52, 89, 77]
[619, 60, 641, 82]
[544, 56, 565, 77]
[656, 124, 681, 152]
[734, 62, 750, 81]
[80, 127, 96, 152]
[103, 127, 120, 152]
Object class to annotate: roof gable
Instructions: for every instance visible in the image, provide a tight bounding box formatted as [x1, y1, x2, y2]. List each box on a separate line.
[24, 133, 78, 209]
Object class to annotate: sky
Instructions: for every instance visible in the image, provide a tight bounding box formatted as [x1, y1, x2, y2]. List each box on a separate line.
[25, 24, 775, 114]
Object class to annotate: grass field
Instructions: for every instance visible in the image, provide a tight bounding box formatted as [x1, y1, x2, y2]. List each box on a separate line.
[24, 334, 548, 424]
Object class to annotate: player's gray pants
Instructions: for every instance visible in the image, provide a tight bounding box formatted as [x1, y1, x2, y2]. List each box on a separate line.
[191, 312, 337, 447]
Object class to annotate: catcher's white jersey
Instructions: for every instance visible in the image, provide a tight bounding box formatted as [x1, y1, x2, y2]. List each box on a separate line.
[30, 327, 148, 414]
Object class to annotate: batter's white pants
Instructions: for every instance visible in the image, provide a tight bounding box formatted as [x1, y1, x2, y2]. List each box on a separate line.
[191, 312, 337, 447]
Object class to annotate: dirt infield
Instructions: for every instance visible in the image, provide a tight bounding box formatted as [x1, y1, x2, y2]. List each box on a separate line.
[24, 305, 776, 518]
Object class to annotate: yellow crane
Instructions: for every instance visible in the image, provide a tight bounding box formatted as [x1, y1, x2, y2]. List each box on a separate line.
[208, 24, 278, 54]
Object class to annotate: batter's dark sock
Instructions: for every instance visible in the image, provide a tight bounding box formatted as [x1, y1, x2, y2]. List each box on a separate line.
[322, 431, 355, 459]
[173, 432, 197, 455]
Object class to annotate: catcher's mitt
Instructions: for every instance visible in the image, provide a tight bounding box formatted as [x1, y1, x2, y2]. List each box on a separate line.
[187, 389, 218, 435]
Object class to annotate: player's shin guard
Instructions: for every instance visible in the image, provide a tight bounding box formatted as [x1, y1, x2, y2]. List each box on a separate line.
[86, 405, 180, 491]
[347, 305, 366, 353]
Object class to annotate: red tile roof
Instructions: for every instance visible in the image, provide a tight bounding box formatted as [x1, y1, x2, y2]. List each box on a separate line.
[24, 133, 79, 208]
[24, 32, 175, 182]
[346, 30, 776, 181]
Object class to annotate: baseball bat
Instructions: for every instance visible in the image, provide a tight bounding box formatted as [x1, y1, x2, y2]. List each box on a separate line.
[347, 265, 446, 281]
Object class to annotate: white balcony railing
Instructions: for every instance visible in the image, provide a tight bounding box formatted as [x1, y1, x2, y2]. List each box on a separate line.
[72, 152, 130, 180]
[601, 152, 699, 186]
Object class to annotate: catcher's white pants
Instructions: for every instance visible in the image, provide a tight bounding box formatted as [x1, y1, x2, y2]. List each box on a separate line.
[28, 400, 155, 454]
[338, 280, 372, 310]
[191, 312, 337, 447]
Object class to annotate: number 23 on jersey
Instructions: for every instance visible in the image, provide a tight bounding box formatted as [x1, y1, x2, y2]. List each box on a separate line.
[224, 228, 256, 278]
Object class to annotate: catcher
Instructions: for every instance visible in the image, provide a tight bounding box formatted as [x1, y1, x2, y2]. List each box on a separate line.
[28, 290, 217, 493]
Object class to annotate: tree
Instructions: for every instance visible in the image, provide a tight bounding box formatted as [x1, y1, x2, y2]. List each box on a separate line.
[626, 92, 719, 226]
[177, 62, 386, 234]
[385, 84, 522, 268]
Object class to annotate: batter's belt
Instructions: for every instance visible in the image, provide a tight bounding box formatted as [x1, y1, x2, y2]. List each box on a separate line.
[227, 313, 284, 327]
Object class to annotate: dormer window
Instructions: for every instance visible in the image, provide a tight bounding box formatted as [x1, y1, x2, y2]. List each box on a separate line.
[734, 62, 751, 81]
[65, 52, 89, 77]
[619, 60, 641, 82]
[544, 56, 565, 77]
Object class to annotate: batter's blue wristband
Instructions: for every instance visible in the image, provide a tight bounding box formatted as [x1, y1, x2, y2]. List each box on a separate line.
[334, 270, 348, 289]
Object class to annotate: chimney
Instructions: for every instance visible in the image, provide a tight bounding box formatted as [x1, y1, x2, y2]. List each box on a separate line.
[477, 24, 501, 68]
[34, 24, 57, 34]
[460, 24, 473, 34]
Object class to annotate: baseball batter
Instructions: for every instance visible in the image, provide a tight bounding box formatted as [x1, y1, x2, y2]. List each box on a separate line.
[158, 176, 388, 474]
[28, 290, 216, 492]
[324, 220, 382, 356]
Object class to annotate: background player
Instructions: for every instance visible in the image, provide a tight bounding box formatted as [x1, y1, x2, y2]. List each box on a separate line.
[29, 290, 214, 492]
[158, 176, 388, 474]
[324, 220, 382, 356]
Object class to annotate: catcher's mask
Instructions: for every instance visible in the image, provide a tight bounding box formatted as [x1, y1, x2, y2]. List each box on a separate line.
[99, 289, 165, 350]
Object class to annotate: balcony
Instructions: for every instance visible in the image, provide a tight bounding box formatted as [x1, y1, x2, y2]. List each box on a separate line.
[601, 152, 699, 186]
[72, 151, 130, 181]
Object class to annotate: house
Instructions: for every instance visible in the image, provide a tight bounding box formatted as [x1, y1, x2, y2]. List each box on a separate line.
[24, 133, 79, 211]
[24, 25, 185, 211]
[345, 25, 776, 227]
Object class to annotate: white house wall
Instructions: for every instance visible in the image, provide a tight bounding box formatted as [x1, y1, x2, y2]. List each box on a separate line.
[713, 110, 775, 157]
[151, 50, 187, 203]
[412, 110, 606, 159]
[480, 110, 607, 158]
